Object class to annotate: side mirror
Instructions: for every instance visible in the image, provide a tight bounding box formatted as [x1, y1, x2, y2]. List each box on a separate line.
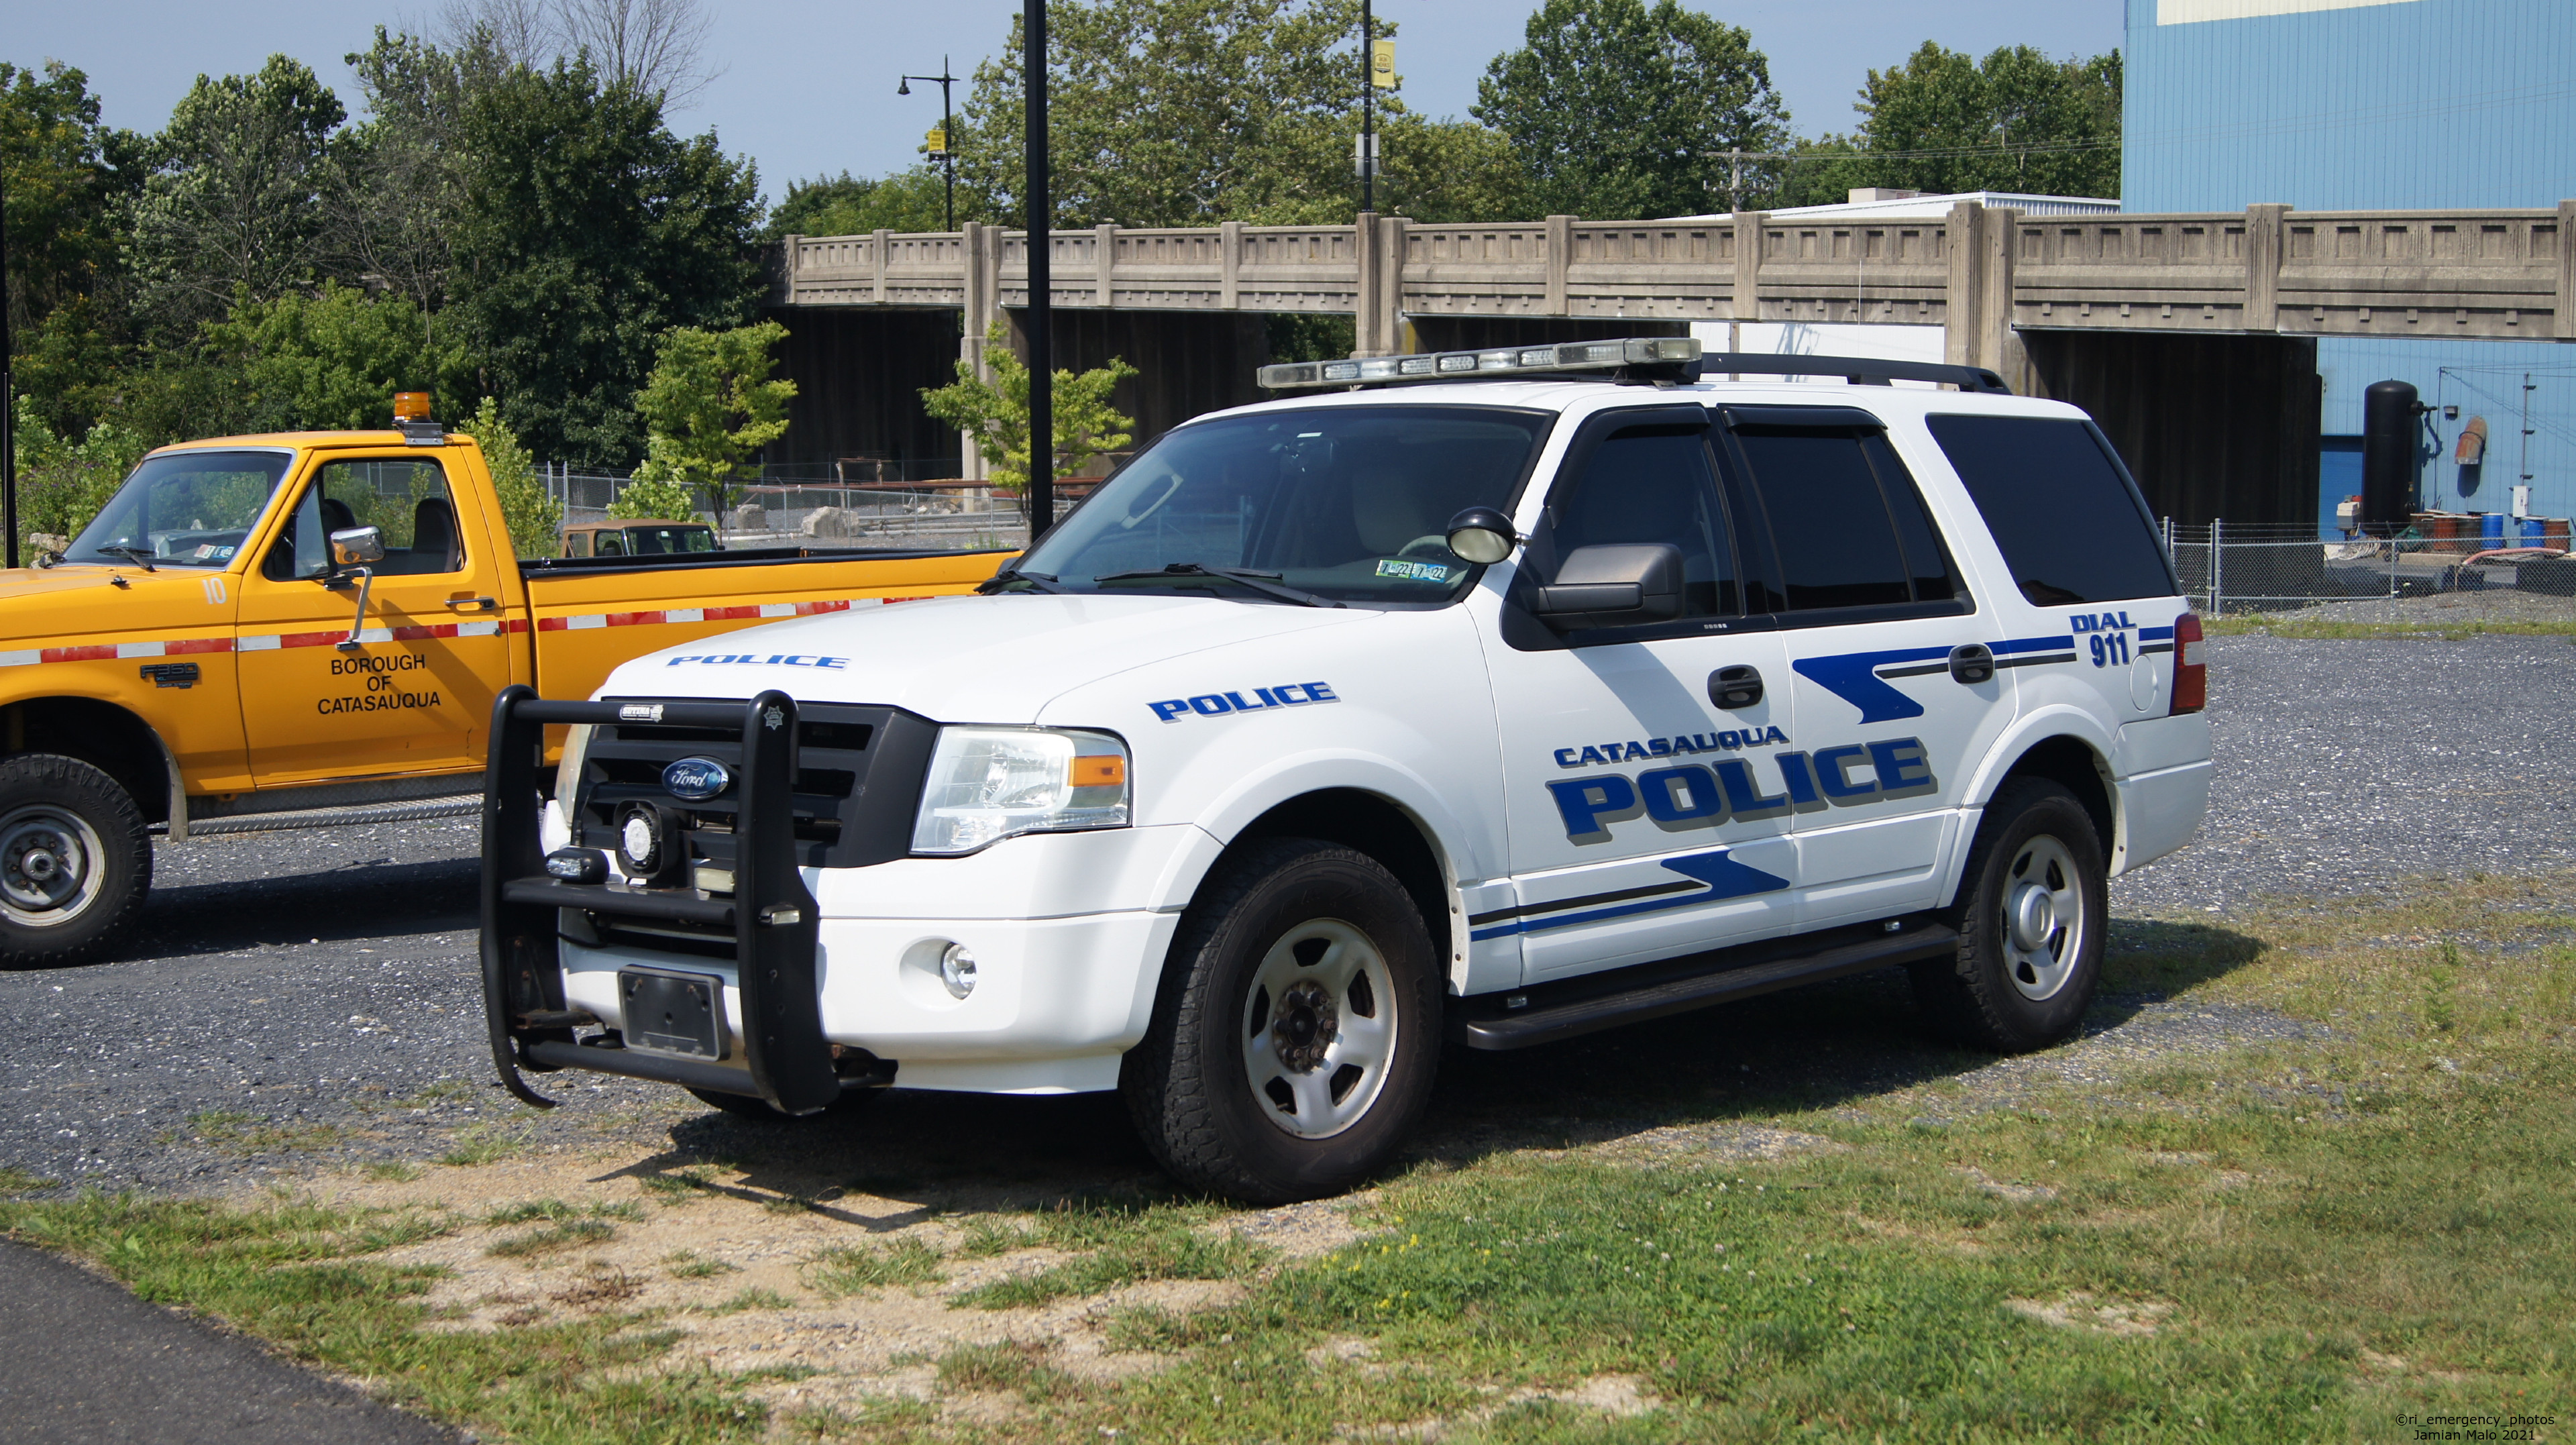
[1444, 506, 1518, 565]
[329, 526, 385, 567]
[1528, 543, 1684, 631]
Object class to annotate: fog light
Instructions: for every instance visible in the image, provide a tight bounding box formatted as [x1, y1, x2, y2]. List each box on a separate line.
[545, 847, 607, 884]
[939, 943, 978, 1000]
[616, 802, 666, 874]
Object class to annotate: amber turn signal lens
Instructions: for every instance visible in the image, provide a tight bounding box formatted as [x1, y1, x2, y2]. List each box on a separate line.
[1069, 755, 1125, 788]
[392, 391, 431, 421]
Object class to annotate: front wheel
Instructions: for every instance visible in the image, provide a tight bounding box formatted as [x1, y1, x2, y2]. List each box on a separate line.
[0, 754, 152, 969]
[1910, 777, 2106, 1052]
[1122, 838, 1441, 1205]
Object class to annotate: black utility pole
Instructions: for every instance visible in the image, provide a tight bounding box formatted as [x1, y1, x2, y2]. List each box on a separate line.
[897, 60, 960, 231]
[1359, 0, 1374, 215]
[1, 174, 16, 570]
[1024, 0, 1053, 541]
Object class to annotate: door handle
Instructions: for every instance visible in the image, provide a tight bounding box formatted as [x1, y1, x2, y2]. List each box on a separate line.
[447, 596, 499, 612]
[1948, 643, 1996, 684]
[1707, 664, 1764, 710]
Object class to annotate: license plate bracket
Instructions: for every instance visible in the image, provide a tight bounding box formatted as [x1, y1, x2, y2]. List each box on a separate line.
[619, 967, 729, 1059]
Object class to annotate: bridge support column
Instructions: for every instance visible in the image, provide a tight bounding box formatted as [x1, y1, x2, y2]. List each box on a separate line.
[2559, 199, 2576, 341]
[1944, 201, 1984, 370]
[958, 222, 999, 480]
[2244, 204, 2287, 333]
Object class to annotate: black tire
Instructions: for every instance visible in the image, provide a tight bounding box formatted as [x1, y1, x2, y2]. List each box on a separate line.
[1911, 777, 2106, 1053]
[685, 1084, 877, 1120]
[0, 754, 152, 970]
[1121, 837, 1442, 1205]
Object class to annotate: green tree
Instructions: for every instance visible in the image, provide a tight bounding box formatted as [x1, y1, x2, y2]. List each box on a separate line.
[2, 62, 137, 434]
[922, 322, 1135, 496]
[629, 320, 795, 515]
[606, 472, 702, 521]
[1474, 0, 1791, 220]
[184, 282, 472, 436]
[959, 0, 1385, 226]
[767, 166, 965, 237]
[9, 394, 147, 556]
[463, 394, 562, 555]
[1780, 42, 2122, 205]
[124, 55, 347, 341]
[329, 29, 480, 319]
[448, 53, 764, 468]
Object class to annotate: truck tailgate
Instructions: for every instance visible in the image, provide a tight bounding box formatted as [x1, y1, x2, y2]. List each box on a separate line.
[523, 547, 1008, 704]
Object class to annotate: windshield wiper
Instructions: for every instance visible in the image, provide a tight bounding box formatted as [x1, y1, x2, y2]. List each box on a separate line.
[1091, 562, 1342, 608]
[977, 567, 1065, 594]
[99, 545, 157, 573]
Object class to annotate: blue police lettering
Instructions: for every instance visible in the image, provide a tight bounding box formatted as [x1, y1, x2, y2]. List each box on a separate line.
[666, 653, 848, 669]
[2068, 610, 2135, 633]
[1553, 726, 1788, 767]
[1554, 737, 1938, 841]
[1148, 682, 1338, 722]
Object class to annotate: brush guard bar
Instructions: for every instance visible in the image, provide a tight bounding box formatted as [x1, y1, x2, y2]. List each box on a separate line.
[480, 685, 845, 1115]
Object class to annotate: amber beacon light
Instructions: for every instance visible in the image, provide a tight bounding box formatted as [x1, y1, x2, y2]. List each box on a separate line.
[392, 392, 432, 421]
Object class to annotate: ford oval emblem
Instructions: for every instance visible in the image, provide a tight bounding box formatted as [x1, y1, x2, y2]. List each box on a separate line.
[662, 756, 731, 801]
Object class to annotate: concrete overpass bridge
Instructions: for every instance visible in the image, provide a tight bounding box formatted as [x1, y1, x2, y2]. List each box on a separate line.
[763, 199, 2576, 527]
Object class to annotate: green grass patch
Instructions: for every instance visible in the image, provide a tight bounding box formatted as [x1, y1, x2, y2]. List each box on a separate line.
[0, 1168, 59, 1196]
[702, 1287, 795, 1316]
[953, 1202, 1269, 1309]
[806, 1238, 944, 1295]
[2206, 614, 2576, 640]
[932, 1339, 1078, 1403]
[437, 1122, 534, 1167]
[0, 1191, 767, 1444]
[359, 1160, 420, 1183]
[663, 1249, 737, 1280]
[484, 1199, 642, 1227]
[486, 1219, 617, 1259]
[174, 1110, 347, 1155]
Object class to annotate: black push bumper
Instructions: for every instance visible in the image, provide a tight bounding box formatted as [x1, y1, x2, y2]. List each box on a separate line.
[480, 686, 855, 1115]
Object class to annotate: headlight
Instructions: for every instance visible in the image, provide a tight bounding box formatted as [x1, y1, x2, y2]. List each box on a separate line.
[911, 727, 1130, 855]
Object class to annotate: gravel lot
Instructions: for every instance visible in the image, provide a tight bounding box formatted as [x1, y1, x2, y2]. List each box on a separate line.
[1, 631, 2568, 1198]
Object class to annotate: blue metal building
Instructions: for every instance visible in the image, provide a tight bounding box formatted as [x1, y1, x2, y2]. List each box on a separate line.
[2124, 0, 2576, 531]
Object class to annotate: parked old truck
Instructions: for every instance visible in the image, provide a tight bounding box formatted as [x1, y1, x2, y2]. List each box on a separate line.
[0, 403, 1008, 967]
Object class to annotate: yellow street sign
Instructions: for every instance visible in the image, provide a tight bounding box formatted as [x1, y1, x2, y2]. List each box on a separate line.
[1371, 39, 1396, 88]
[925, 126, 948, 155]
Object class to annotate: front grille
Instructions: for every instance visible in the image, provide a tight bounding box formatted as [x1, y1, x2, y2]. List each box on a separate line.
[570, 701, 939, 879]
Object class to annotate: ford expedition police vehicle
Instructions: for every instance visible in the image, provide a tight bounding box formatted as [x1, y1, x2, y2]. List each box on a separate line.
[481, 339, 2211, 1204]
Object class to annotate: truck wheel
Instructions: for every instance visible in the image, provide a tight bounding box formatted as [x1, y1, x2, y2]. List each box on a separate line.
[1122, 837, 1441, 1205]
[0, 754, 151, 970]
[1911, 777, 2104, 1052]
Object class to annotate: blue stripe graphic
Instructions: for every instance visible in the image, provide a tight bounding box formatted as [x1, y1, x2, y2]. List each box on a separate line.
[1474, 848, 1790, 941]
[1993, 633, 2076, 655]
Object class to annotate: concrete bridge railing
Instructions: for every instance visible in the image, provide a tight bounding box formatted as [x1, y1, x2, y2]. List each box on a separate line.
[774, 199, 2576, 382]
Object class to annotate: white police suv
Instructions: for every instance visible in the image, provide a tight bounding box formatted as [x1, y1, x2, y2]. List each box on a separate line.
[480, 339, 2211, 1204]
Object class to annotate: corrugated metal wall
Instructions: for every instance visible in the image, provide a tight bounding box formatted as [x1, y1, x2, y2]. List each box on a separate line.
[2125, 0, 2576, 529]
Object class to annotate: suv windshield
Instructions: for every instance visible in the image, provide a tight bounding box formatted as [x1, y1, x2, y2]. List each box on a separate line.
[64, 449, 293, 568]
[1016, 405, 1550, 604]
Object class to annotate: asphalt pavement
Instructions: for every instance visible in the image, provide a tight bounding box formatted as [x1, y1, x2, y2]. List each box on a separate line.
[0, 631, 2568, 1441]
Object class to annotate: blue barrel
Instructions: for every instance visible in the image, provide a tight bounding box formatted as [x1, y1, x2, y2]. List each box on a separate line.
[2482, 512, 2507, 549]
[2522, 517, 2548, 549]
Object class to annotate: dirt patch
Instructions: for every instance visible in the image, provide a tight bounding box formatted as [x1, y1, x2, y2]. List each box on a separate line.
[2004, 1291, 2176, 1336]
[1596, 1122, 1851, 1167]
[1956, 1165, 2058, 1203]
[290, 1146, 1385, 1420]
[1348, 1373, 1662, 1440]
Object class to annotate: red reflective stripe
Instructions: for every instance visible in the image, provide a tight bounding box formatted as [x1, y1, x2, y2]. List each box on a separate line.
[502, 617, 531, 633]
[706, 605, 761, 621]
[390, 625, 439, 641]
[165, 637, 233, 655]
[604, 611, 667, 628]
[278, 631, 345, 649]
[537, 616, 569, 631]
[41, 645, 115, 663]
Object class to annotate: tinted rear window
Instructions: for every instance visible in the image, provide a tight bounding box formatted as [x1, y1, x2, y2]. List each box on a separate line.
[1926, 415, 2177, 606]
[1731, 429, 1961, 613]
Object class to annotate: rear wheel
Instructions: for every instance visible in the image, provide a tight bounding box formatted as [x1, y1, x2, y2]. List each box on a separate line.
[0, 754, 151, 969]
[1122, 838, 1440, 1204]
[1911, 777, 2105, 1052]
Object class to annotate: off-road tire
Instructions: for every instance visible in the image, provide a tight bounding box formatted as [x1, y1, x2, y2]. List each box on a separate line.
[1122, 837, 1441, 1205]
[0, 753, 152, 970]
[685, 1084, 877, 1120]
[1910, 777, 2106, 1052]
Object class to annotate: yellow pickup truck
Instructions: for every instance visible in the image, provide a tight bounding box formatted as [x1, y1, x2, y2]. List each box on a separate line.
[0, 410, 1008, 966]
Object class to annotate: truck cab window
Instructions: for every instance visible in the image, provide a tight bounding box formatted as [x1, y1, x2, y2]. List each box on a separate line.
[63, 449, 291, 568]
[266, 458, 466, 580]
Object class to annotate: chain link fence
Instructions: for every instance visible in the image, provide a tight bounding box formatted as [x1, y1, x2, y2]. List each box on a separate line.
[543, 465, 1028, 552]
[2164, 519, 2576, 617]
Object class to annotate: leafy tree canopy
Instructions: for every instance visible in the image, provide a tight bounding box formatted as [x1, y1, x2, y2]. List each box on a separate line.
[631, 319, 796, 514]
[463, 395, 563, 555]
[767, 166, 961, 237]
[1781, 43, 2121, 205]
[922, 322, 1134, 496]
[1474, 0, 1790, 220]
[190, 282, 472, 435]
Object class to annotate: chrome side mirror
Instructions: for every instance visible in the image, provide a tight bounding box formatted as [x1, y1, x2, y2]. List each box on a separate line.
[329, 525, 385, 566]
[1444, 506, 1518, 566]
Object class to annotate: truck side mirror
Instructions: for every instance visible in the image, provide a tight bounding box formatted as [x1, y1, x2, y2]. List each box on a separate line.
[1527, 543, 1684, 632]
[329, 526, 385, 568]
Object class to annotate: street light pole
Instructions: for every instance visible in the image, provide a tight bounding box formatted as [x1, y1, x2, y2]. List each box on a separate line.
[898, 60, 960, 231]
[1, 173, 16, 570]
[1024, 0, 1053, 541]
[1360, 0, 1374, 216]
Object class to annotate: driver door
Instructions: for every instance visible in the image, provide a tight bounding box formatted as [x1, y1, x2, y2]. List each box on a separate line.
[235, 453, 515, 784]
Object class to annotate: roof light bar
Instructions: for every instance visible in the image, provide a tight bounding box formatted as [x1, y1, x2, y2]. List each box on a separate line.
[1257, 336, 1703, 390]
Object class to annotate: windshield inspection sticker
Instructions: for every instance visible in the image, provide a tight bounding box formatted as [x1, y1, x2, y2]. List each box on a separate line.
[1374, 558, 1454, 583]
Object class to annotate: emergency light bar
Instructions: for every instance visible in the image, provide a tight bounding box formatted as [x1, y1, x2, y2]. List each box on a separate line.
[1257, 336, 1703, 390]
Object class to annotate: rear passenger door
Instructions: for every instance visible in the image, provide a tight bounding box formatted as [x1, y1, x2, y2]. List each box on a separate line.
[1715, 406, 2016, 927]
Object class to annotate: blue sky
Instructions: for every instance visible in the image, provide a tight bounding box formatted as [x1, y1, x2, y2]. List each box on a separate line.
[11, 1, 2122, 206]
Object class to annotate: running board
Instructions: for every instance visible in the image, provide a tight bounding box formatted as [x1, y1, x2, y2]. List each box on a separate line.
[157, 796, 482, 837]
[1450, 919, 1957, 1051]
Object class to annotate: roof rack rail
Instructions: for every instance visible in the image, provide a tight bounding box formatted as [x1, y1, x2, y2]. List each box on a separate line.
[1698, 352, 2012, 394]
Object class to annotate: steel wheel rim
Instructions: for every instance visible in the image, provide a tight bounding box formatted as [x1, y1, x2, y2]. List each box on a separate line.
[1240, 917, 1397, 1140]
[2000, 834, 2085, 1002]
[0, 805, 105, 928]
